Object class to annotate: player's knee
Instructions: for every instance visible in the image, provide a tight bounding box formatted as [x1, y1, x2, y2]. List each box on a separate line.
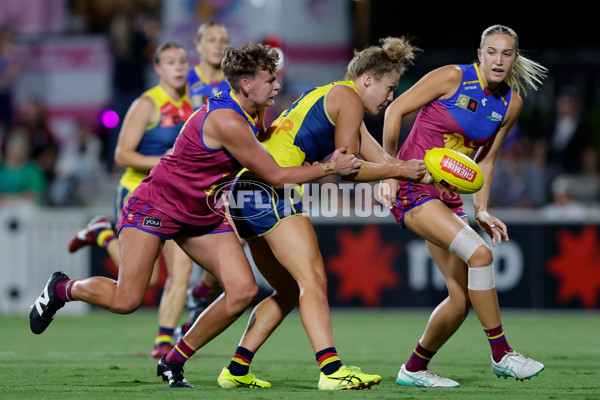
[468, 245, 493, 267]
[448, 226, 490, 266]
[111, 297, 143, 314]
[227, 281, 258, 310]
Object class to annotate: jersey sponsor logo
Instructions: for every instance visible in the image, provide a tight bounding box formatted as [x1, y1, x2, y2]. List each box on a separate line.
[463, 85, 478, 90]
[142, 216, 162, 229]
[271, 117, 294, 135]
[487, 111, 503, 122]
[456, 94, 478, 113]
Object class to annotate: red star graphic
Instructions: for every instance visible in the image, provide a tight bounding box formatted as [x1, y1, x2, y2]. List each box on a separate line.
[326, 225, 402, 306]
[546, 226, 600, 308]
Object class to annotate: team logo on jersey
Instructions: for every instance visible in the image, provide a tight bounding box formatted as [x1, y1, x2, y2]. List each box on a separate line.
[456, 94, 478, 113]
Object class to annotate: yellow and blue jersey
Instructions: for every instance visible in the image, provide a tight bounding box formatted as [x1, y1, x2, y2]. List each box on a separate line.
[116, 85, 192, 219]
[187, 66, 231, 110]
[261, 80, 356, 167]
[231, 81, 356, 239]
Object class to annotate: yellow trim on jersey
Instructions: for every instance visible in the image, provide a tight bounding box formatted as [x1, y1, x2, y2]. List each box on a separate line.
[192, 65, 224, 88]
[469, 64, 508, 106]
[229, 90, 259, 125]
[144, 85, 189, 131]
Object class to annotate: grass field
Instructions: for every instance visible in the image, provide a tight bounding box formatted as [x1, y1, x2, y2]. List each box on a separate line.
[1, 309, 599, 399]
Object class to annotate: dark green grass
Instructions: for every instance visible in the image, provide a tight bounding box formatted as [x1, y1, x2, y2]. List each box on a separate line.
[1, 309, 599, 399]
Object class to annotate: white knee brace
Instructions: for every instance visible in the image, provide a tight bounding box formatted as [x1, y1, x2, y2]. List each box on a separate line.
[448, 226, 495, 290]
[448, 226, 486, 263]
[468, 264, 495, 291]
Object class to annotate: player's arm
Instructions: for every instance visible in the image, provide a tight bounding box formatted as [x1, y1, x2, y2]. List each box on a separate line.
[473, 92, 522, 246]
[114, 96, 163, 169]
[204, 109, 360, 188]
[473, 92, 523, 214]
[383, 65, 463, 156]
[358, 122, 426, 182]
[328, 85, 425, 182]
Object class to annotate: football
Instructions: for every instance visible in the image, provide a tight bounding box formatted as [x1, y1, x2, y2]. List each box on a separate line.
[424, 147, 484, 194]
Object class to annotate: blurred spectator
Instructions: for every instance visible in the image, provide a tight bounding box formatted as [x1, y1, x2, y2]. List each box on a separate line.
[0, 132, 46, 205]
[49, 120, 103, 206]
[543, 86, 594, 177]
[540, 175, 589, 220]
[107, 6, 158, 171]
[0, 25, 20, 150]
[554, 147, 600, 209]
[12, 97, 59, 190]
[489, 134, 547, 208]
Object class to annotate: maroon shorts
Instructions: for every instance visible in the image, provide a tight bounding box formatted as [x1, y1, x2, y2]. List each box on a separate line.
[391, 182, 466, 228]
[117, 196, 233, 239]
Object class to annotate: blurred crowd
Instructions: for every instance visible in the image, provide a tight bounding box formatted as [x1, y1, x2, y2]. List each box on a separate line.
[0, 3, 599, 219]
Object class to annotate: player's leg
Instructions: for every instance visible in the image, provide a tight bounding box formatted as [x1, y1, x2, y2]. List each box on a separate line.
[30, 227, 163, 334]
[261, 216, 381, 390]
[68, 227, 163, 312]
[157, 231, 258, 388]
[218, 235, 297, 388]
[68, 215, 117, 253]
[396, 237, 466, 387]
[150, 240, 193, 359]
[404, 200, 543, 382]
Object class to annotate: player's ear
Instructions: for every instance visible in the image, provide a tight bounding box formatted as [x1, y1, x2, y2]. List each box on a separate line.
[363, 73, 373, 87]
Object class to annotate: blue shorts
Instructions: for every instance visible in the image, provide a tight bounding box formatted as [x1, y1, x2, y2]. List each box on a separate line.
[228, 176, 304, 239]
[391, 182, 466, 228]
[117, 196, 233, 239]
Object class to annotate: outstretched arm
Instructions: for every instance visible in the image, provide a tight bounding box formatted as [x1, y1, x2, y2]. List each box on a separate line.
[327, 85, 425, 182]
[204, 109, 360, 188]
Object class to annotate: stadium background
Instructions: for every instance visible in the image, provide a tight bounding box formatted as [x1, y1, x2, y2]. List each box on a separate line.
[0, 0, 599, 315]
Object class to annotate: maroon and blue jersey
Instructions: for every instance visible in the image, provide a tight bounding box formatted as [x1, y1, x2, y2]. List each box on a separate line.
[398, 63, 512, 161]
[392, 64, 513, 225]
[131, 90, 260, 226]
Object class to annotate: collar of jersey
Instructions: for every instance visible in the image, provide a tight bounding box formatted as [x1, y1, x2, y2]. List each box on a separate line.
[195, 65, 224, 85]
[229, 90, 259, 125]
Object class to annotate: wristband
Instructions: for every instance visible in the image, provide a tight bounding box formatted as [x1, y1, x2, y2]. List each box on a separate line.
[475, 210, 490, 221]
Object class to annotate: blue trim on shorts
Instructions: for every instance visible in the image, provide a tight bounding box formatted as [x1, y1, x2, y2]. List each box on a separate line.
[117, 197, 173, 239]
[207, 228, 234, 234]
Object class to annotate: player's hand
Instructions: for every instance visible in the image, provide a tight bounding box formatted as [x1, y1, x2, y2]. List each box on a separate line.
[433, 180, 454, 200]
[476, 210, 509, 247]
[395, 159, 426, 182]
[330, 147, 361, 176]
[377, 178, 398, 209]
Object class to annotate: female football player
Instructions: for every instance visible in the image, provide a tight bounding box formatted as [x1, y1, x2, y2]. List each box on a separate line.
[30, 44, 360, 390]
[67, 42, 195, 359]
[380, 24, 547, 387]
[216, 37, 427, 390]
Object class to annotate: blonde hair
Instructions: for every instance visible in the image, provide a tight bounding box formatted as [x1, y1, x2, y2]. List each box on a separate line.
[195, 20, 229, 43]
[222, 43, 279, 91]
[480, 24, 547, 95]
[345, 36, 418, 81]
